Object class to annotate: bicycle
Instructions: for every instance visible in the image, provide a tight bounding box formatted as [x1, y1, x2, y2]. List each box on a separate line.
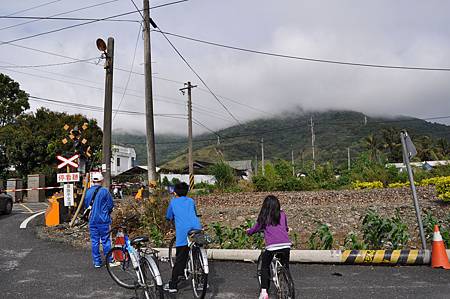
[106, 224, 164, 299]
[168, 229, 210, 298]
[256, 250, 295, 299]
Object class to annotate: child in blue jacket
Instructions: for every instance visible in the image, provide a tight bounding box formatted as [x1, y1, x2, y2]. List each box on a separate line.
[164, 182, 201, 293]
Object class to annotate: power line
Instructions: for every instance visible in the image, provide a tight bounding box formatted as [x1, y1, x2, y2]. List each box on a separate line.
[0, 0, 120, 32]
[5, 0, 63, 17]
[0, 0, 189, 47]
[152, 24, 242, 125]
[0, 57, 99, 68]
[0, 15, 139, 23]
[29, 95, 188, 118]
[113, 22, 142, 121]
[157, 30, 450, 72]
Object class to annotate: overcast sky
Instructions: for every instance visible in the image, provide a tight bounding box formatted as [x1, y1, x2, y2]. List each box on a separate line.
[1, 0, 450, 135]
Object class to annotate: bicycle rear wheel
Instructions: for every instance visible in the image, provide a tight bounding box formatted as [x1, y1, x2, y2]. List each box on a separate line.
[191, 247, 208, 299]
[140, 257, 164, 299]
[256, 253, 262, 286]
[106, 247, 137, 289]
[276, 265, 295, 299]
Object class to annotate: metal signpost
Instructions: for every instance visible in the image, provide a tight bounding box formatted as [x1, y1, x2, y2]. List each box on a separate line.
[400, 130, 427, 250]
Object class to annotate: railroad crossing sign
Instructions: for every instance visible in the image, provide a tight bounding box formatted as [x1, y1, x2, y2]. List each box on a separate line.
[57, 154, 79, 169]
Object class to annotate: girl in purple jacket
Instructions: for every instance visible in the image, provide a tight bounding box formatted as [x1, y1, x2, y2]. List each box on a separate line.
[247, 195, 291, 299]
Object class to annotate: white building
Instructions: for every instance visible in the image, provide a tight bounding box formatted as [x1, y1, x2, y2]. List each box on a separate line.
[111, 145, 136, 176]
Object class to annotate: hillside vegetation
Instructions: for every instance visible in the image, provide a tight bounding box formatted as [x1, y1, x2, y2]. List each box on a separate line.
[113, 110, 450, 168]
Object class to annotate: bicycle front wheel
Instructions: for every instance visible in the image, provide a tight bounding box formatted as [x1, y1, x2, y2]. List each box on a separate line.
[276, 266, 295, 299]
[140, 257, 164, 299]
[191, 247, 208, 299]
[168, 237, 176, 268]
[106, 247, 137, 289]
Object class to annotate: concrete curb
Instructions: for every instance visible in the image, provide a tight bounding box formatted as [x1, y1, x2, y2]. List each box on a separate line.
[154, 248, 450, 265]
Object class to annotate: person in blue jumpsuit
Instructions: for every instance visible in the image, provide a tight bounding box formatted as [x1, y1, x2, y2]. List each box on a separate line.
[84, 173, 114, 268]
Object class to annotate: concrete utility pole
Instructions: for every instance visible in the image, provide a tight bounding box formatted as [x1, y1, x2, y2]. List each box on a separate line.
[180, 81, 197, 190]
[261, 138, 265, 176]
[101, 37, 114, 189]
[143, 0, 157, 188]
[291, 149, 295, 176]
[310, 116, 316, 170]
[347, 147, 351, 171]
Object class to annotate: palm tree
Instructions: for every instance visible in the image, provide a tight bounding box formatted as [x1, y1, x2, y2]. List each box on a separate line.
[436, 138, 449, 159]
[380, 128, 402, 162]
[364, 134, 380, 162]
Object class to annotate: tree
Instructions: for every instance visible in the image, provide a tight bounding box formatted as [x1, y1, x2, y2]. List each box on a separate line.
[0, 74, 29, 176]
[209, 160, 236, 189]
[0, 73, 29, 127]
[380, 128, 402, 162]
[2, 108, 102, 185]
[364, 134, 381, 162]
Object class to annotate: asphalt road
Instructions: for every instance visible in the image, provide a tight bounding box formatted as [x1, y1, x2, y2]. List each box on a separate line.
[2, 203, 450, 298]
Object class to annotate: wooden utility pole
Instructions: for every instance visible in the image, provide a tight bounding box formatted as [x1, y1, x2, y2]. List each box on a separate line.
[143, 0, 157, 188]
[261, 138, 265, 176]
[102, 37, 114, 189]
[310, 116, 316, 170]
[180, 81, 197, 190]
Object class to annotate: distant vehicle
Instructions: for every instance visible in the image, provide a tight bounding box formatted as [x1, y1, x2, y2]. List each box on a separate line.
[0, 189, 13, 215]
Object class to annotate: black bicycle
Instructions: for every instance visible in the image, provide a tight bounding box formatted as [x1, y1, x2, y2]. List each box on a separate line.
[106, 225, 164, 299]
[256, 250, 295, 299]
[168, 230, 210, 298]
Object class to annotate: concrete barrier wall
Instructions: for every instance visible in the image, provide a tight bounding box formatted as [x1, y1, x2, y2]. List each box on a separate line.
[154, 248, 450, 265]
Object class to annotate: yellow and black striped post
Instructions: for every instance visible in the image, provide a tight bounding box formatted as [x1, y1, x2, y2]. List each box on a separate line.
[341, 250, 426, 265]
[189, 173, 194, 191]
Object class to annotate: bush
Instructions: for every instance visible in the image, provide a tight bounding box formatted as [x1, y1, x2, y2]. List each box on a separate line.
[210, 161, 236, 190]
[361, 208, 409, 249]
[422, 212, 450, 247]
[351, 180, 384, 190]
[344, 232, 367, 250]
[208, 220, 264, 249]
[140, 193, 172, 247]
[387, 182, 411, 188]
[308, 223, 334, 250]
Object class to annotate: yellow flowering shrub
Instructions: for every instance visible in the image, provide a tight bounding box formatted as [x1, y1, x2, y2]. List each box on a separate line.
[387, 182, 411, 188]
[351, 180, 384, 190]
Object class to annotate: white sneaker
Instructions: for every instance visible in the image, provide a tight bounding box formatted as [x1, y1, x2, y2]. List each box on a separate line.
[109, 261, 121, 267]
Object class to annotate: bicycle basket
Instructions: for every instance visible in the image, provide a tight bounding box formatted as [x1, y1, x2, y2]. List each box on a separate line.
[192, 232, 212, 246]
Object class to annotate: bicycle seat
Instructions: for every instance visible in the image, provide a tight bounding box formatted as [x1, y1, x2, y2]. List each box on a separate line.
[188, 229, 202, 236]
[130, 236, 149, 246]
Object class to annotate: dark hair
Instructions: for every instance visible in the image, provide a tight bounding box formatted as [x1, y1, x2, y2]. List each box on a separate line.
[174, 182, 189, 197]
[256, 195, 281, 229]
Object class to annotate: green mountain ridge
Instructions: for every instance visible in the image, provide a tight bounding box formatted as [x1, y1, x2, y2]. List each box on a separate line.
[113, 110, 450, 170]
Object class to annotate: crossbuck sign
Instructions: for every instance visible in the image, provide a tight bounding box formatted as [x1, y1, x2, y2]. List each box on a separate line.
[57, 154, 79, 169]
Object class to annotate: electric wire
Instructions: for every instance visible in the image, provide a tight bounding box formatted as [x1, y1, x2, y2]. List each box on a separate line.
[153, 25, 242, 125]
[0, 57, 99, 68]
[157, 30, 450, 72]
[0, 0, 120, 32]
[0, 0, 189, 47]
[113, 22, 142, 121]
[5, 0, 63, 17]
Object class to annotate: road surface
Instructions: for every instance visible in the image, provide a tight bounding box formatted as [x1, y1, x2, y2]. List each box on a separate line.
[1, 203, 450, 298]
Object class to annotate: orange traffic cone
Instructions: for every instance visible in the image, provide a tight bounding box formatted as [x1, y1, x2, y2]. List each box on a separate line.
[113, 231, 125, 261]
[431, 225, 450, 269]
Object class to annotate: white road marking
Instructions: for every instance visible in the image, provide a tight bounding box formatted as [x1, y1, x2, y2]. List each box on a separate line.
[19, 210, 46, 229]
[20, 203, 34, 213]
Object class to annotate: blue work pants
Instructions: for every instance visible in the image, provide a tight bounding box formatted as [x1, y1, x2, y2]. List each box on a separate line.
[89, 223, 111, 266]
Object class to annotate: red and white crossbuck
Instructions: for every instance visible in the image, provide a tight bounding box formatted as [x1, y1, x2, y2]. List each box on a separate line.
[57, 154, 79, 169]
